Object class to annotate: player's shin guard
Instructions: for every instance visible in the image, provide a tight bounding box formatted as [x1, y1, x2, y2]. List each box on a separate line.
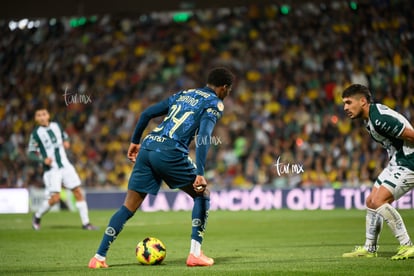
[96, 205, 134, 257]
[376, 203, 412, 246]
[191, 196, 210, 243]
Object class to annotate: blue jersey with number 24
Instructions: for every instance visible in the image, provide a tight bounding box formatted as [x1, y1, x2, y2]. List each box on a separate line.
[131, 86, 224, 175]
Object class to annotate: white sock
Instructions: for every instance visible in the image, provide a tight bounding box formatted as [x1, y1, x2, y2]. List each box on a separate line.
[94, 254, 105, 261]
[376, 203, 412, 246]
[75, 201, 90, 225]
[364, 208, 383, 252]
[190, 239, 201, 257]
[35, 199, 52, 218]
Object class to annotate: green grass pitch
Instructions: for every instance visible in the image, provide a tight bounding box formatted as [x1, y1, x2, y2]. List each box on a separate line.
[1, 209, 414, 275]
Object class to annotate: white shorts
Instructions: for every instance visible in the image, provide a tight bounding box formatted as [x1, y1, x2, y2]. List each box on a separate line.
[43, 165, 82, 195]
[374, 162, 414, 200]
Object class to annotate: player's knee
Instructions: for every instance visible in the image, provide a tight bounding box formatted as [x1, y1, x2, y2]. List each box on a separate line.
[366, 194, 380, 209]
[49, 193, 61, 204]
[123, 190, 145, 212]
[366, 201, 375, 209]
[365, 196, 372, 208]
[194, 188, 210, 199]
[71, 187, 84, 201]
[370, 202, 381, 209]
[368, 198, 389, 209]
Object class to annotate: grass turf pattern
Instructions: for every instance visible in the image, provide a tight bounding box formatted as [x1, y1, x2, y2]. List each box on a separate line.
[1, 209, 414, 275]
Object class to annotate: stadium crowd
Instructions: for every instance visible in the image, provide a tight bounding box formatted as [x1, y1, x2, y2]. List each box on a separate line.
[1, 0, 413, 190]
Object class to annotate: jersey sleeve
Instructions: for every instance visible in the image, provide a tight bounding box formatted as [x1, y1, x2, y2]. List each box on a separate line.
[131, 97, 170, 144]
[373, 113, 405, 138]
[27, 132, 44, 162]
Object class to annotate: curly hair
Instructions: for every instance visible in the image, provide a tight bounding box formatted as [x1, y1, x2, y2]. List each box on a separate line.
[207, 67, 234, 87]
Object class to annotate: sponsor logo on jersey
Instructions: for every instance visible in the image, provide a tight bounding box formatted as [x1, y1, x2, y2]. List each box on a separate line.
[145, 134, 166, 143]
[206, 107, 221, 118]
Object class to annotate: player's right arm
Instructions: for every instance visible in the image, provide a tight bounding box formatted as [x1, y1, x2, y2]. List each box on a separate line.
[195, 115, 217, 176]
[27, 132, 52, 165]
[131, 98, 170, 144]
[372, 108, 414, 143]
[28, 151, 52, 165]
[127, 143, 141, 163]
[399, 126, 414, 143]
[193, 175, 208, 193]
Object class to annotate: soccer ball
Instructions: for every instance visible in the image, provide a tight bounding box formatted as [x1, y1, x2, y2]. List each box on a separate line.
[135, 237, 167, 265]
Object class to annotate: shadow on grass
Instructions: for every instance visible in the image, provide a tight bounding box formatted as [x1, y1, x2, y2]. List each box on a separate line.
[49, 225, 97, 230]
[289, 242, 398, 248]
[108, 256, 246, 267]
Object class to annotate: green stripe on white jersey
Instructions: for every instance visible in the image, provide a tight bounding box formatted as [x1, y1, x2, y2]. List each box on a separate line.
[367, 103, 414, 170]
[28, 121, 70, 170]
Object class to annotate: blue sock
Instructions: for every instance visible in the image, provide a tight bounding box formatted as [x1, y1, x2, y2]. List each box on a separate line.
[191, 196, 210, 243]
[97, 205, 134, 257]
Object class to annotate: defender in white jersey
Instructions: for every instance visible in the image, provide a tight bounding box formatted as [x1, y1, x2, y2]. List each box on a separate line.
[341, 84, 414, 260]
[28, 107, 97, 230]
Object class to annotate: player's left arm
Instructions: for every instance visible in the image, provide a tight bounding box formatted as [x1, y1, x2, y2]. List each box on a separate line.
[195, 115, 217, 177]
[193, 115, 217, 193]
[62, 139, 70, 149]
[194, 100, 223, 179]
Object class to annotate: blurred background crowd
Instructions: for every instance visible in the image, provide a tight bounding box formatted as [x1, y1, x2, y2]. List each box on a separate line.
[1, 0, 413, 191]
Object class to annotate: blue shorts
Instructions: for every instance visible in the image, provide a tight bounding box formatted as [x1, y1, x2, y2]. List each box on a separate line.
[128, 149, 197, 195]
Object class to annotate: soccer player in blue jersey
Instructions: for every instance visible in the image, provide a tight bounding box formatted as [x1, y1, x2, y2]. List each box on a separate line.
[341, 84, 414, 260]
[88, 67, 234, 268]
